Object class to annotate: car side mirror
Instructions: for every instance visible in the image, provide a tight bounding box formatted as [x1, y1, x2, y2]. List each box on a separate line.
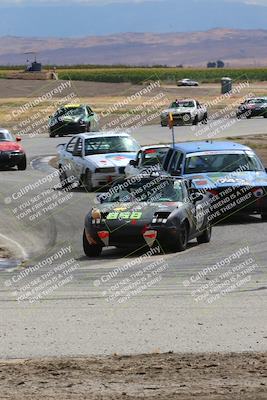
[171, 169, 181, 176]
[73, 150, 82, 157]
[129, 159, 137, 167]
[16, 136, 22, 142]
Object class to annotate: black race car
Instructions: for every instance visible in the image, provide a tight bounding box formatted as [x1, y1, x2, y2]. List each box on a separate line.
[83, 175, 212, 256]
[236, 97, 267, 119]
[48, 104, 99, 137]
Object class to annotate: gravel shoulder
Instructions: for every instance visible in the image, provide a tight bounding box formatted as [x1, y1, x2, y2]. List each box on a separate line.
[0, 352, 266, 400]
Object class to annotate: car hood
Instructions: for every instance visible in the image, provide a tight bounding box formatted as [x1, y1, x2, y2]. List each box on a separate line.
[59, 115, 82, 123]
[85, 153, 137, 168]
[187, 171, 267, 189]
[0, 142, 23, 152]
[99, 201, 183, 221]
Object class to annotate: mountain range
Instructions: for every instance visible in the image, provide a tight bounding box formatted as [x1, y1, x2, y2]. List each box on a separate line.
[1, 29, 266, 67]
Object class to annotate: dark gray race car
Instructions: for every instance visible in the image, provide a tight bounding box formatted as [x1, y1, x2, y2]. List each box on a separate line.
[83, 175, 212, 256]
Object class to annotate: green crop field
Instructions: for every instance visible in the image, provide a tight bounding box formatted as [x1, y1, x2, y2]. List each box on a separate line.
[0, 66, 267, 83]
[57, 67, 267, 84]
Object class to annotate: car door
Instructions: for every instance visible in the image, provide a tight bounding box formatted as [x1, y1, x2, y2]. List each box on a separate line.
[62, 136, 79, 179]
[87, 106, 99, 131]
[71, 137, 85, 179]
[168, 150, 184, 176]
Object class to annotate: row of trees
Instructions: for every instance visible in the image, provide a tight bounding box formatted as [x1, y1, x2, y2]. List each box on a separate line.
[207, 60, 225, 68]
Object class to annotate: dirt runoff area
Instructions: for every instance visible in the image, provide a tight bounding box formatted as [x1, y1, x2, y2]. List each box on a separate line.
[1, 352, 266, 400]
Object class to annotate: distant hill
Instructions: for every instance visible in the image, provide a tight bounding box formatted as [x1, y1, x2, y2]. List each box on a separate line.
[0, 29, 267, 67]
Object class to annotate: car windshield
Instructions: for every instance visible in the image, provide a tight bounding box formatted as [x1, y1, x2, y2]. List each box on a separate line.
[170, 101, 194, 108]
[0, 131, 13, 142]
[106, 178, 184, 203]
[58, 107, 85, 117]
[84, 136, 139, 155]
[185, 152, 264, 173]
[141, 148, 169, 167]
[247, 98, 266, 104]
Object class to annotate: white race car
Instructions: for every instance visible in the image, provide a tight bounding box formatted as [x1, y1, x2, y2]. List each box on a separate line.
[57, 132, 140, 191]
[160, 99, 207, 126]
[125, 145, 169, 177]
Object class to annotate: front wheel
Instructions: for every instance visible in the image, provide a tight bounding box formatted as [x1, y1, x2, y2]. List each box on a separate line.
[192, 116, 199, 126]
[202, 113, 208, 124]
[261, 213, 267, 221]
[264, 113, 267, 119]
[83, 230, 102, 257]
[17, 156, 27, 170]
[176, 222, 188, 252]
[197, 226, 212, 244]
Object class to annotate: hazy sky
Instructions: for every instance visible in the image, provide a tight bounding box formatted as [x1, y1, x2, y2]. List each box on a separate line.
[0, 0, 267, 36]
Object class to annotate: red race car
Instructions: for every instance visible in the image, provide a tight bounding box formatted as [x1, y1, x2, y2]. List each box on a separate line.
[0, 129, 27, 170]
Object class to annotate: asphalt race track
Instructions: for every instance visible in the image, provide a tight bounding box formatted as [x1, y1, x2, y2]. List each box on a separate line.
[0, 122, 267, 358]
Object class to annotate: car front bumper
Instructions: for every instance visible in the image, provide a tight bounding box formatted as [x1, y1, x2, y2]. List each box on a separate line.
[0, 152, 25, 167]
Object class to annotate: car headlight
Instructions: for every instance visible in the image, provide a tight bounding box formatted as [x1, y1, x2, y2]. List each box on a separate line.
[91, 208, 101, 220]
[95, 167, 116, 173]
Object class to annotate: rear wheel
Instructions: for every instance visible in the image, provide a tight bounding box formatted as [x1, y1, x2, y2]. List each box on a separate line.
[264, 113, 267, 119]
[83, 169, 93, 192]
[197, 225, 212, 244]
[83, 230, 102, 257]
[17, 156, 27, 171]
[59, 165, 69, 189]
[261, 213, 267, 221]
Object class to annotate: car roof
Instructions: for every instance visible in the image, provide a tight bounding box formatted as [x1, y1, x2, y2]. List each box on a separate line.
[77, 131, 132, 139]
[63, 104, 84, 108]
[0, 128, 10, 134]
[173, 141, 251, 153]
[141, 145, 169, 151]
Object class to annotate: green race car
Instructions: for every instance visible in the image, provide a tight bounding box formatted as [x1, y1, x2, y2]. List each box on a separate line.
[48, 104, 100, 137]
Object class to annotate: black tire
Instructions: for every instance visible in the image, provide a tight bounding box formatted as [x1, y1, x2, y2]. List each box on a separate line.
[175, 222, 189, 252]
[59, 165, 69, 189]
[86, 122, 91, 132]
[49, 132, 56, 138]
[83, 169, 93, 192]
[83, 230, 102, 257]
[17, 156, 27, 171]
[202, 113, 208, 124]
[246, 115, 252, 119]
[197, 226, 212, 244]
[264, 113, 267, 119]
[261, 213, 267, 221]
[192, 116, 199, 126]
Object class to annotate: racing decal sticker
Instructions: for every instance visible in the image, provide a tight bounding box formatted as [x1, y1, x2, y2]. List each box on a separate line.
[106, 211, 143, 220]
